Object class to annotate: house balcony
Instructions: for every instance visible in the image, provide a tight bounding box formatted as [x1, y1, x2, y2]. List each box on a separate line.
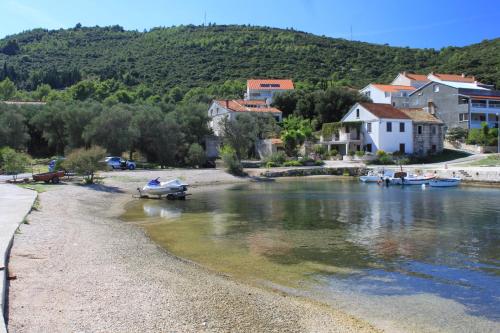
[470, 112, 499, 129]
[320, 132, 363, 144]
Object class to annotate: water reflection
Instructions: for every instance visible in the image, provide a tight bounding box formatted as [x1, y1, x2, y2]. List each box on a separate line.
[122, 180, 500, 321]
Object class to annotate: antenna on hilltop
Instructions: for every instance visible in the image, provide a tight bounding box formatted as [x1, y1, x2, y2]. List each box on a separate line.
[350, 25, 353, 41]
[204, 11, 207, 26]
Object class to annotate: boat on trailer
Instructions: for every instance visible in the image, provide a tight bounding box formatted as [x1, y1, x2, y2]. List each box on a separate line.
[137, 178, 189, 199]
[429, 177, 461, 187]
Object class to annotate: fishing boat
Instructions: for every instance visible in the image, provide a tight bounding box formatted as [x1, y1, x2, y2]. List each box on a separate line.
[137, 178, 189, 199]
[390, 172, 435, 185]
[429, 177, 461, 187]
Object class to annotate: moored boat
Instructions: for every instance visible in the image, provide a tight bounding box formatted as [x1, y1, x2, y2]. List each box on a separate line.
[360, 170, 394, 183]
[390, 172, 435, 185]
[429, 177, 461, 187]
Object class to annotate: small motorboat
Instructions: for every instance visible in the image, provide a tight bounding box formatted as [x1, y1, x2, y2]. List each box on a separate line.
[429, 177, 461, 187]
[360, 170, 394, 183]
[138, 178, 189, 199]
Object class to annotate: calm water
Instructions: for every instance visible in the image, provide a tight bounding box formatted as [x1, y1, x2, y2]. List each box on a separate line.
[122, 179, 500, 332]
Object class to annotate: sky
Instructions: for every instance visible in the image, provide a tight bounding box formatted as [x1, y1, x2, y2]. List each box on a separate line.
[0, 0, 499, 49]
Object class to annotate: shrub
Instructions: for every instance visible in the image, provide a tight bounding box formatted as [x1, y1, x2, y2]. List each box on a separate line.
[314, 160, 325, 166]
[283, 160, 302, 167]
[446, 127, 468, 142]
[220, 145, 243, 176]
[355, 150, 365, 157]
[313, 144, 326, 157]
[263, 151, 286, 166]
[348, 150, 355, 157]
[330, 149, 339, 157]
[377, 155, 394, 165]
[266, 161, 279, 168]
[62, 146, 107, 184]
[376, 150, 386, 157]
[186, 143, 206, 167]
[1, 147, 31, 181]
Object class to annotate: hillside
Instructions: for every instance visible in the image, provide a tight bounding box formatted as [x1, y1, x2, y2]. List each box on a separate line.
[0, 24, 499, 92]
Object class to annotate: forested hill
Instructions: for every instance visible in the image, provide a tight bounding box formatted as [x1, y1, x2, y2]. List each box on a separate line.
[0, 24, 499, 92]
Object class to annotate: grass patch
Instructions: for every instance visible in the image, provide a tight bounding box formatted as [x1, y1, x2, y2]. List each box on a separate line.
[410, 149, 470, 164]
[465, 154, 500, 167]
[17, 183, 51, 193]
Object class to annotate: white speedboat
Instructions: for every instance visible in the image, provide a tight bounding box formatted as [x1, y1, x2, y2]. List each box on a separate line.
[360, 170, 394, 182]
[429, 177, 461, 187]
[138, 178, 189, 199]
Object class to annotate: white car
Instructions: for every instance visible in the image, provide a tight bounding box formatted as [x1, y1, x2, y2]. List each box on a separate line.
[105, 156, 136, 170]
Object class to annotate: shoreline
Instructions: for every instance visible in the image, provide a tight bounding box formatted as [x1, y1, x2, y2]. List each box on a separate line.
[7, 169, 379, 333]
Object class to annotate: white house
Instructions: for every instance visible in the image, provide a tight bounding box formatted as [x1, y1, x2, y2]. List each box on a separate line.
[359, 84, 416, 106]
[321, 103, 414, 155]
[391, 72, 429, 88]
[245, 79, 294, 102]
[208, 99, 283, 136]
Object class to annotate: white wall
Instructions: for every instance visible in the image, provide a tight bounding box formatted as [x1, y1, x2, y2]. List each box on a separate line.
[208, 102, 231, 136]
[391, 74, 411, 87]
[378, 119, 414, 154]
[246, 89, 289, 101]
[342, 104, 414, 154]
[360, 85, 391, 104]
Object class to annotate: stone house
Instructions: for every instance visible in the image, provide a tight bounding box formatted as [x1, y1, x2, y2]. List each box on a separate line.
[399, 108, 445, 156]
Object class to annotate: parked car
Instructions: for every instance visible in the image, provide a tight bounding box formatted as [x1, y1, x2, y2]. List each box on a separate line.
[105, 156, 136, 170]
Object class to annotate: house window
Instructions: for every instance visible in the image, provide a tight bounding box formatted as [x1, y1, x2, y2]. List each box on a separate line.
[433, 85, 440, 93]
[490, 101, 500, 108]
[366, 143, 372, 152]
[364, 91, 371, 97]
[458, 96, 469, 104]
[386, 122, 392, 132]
[431, 126, 436, 135]
[399, 122, 405, 132]
[345, 126, 350, 133]
[399, 143, 405, 154]
[367, 122, 372, 133]
[459, 113, 469, 122]
[356, 109, 360, 118]
[431, 145, 437, 152]
[417, 125, 423, 135]
[385, 92, 390, 98]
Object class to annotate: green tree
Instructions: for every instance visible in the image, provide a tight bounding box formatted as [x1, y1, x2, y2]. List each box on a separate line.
[30, 102, 68, 154]
[0, 107, 29, 149]
[280, 116, 313, 157]
[186, 143, 206, 167]
[84, 104, 138, 156]
[1, 147, 31, 181]
[0, 78, 17, 100]
[62, 146, 107, 184]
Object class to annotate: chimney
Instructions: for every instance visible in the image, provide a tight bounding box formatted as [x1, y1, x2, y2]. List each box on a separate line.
[461, 73, 466, 78]
[403, 71, 406, 75]
[225, 100, 229, 108]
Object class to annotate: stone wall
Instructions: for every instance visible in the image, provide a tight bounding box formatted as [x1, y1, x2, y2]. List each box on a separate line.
[413, 123, 444, 156]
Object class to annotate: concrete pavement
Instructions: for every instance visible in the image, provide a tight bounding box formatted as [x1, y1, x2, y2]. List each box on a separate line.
[0, 184, 37, 333]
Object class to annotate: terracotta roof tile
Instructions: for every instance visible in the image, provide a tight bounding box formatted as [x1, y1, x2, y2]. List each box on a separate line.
[360, 103, 411, 119]
[399, 108, 443, 124]
[215, 100, 282, 114]
[404, 73, 429, 81]
[431, 73, 476, 83]
[372, 84, 416, 92]
[247, 79, 294, 90]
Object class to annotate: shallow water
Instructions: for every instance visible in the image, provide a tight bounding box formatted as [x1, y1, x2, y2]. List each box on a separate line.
[121, 179, 500, 332]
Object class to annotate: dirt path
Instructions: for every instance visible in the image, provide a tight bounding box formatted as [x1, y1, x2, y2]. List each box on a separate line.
[7, 170, 378, 333]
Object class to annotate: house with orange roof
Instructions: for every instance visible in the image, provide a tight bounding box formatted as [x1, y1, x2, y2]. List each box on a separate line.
[208, 99, 283, 136]
[359, 83, 416, 106]
[391, 72, 430, 88]
[245, 79, 294, 102]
